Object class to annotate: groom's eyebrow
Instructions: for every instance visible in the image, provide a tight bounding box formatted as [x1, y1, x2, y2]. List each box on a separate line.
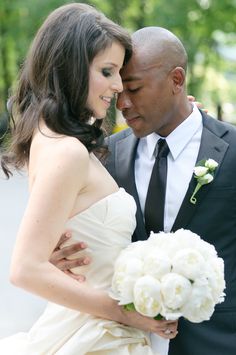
[122, 75, 142, 82]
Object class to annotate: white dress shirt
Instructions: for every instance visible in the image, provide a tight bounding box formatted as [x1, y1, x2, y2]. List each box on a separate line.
[135, 103, 203, 232]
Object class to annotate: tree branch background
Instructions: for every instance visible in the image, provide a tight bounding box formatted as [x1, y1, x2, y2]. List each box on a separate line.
[0, 0, 235, 132]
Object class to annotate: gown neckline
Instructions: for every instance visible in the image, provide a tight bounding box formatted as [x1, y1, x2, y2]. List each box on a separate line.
[68, 187, 125, 221]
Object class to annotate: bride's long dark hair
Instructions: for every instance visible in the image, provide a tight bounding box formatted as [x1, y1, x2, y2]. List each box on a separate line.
[1, 3, 132, 178]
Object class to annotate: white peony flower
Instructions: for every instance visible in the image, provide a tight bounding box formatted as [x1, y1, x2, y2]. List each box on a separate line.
[173, 229, 202, 251]
[174, 228, 201, 243]
[161, 273, 192, 310]
[196, 239, 218, 260]
[113, 255, 143, 277]
[161, 309, 183, 321]
[143, 250, 171, 279]
[149, 231, 181, 258]
[193, 166, 208, 176]
[117, 241, 146, 260]
[205, 257, 226, 303]
[112, 257, 143, 304]
[205, 159, 218, 169]
[133, 275, 162, 317]
[172, 248, 205, 280]
[111, 273, 137, 305]
[180, 280, 215, 322]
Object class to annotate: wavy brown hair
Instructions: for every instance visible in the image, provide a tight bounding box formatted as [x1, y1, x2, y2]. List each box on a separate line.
[1, 3, 132, 178]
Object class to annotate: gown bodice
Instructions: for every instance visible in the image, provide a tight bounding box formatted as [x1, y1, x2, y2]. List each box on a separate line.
[63, 188, 137, 289]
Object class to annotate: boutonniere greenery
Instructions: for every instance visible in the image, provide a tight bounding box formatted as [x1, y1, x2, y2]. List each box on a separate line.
[190, 159, 218, 205]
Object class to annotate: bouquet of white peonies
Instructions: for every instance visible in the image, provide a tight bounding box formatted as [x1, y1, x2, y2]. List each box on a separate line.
[111, 229, 225, 323]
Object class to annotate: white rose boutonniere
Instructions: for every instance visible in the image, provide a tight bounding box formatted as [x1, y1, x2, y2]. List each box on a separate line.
[190, 159, 218, 204]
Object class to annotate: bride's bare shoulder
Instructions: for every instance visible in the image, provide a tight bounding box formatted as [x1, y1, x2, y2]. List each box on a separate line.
[30, 129, 90, 177]
[33, 127, 88, 156]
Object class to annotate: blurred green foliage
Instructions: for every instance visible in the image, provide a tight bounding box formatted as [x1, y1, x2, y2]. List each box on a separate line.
[0, 0, 236, 126]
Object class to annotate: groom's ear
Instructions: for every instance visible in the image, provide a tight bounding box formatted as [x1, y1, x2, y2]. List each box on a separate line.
[170, 67, 186, 94]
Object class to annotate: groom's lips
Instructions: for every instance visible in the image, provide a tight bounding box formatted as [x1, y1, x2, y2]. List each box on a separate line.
[125, 116, 141, 127]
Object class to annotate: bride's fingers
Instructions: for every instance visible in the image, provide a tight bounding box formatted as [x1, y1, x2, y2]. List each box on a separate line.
[120, 310, 179, 338]
[187, 95, 208, 112]
[160, 329, 178, 339]
[187, 94, 195, 102]
[153, 325, 178, 339]
[151, 319, 178, 338]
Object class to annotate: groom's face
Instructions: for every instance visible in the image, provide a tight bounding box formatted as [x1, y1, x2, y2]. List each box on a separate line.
[117, 47, 176, 138]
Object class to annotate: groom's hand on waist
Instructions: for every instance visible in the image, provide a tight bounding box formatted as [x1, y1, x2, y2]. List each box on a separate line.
[50, 231, 90, 282]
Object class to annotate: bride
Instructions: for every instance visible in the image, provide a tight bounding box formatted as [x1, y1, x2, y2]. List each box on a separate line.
[0, 3, 177, 354]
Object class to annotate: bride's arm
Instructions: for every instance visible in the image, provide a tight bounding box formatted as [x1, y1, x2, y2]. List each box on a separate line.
[9, 138, 97, 310]
[10, 138, 177, 337]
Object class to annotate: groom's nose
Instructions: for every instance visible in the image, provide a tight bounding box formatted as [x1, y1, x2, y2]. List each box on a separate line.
[116, 91, 133, 111]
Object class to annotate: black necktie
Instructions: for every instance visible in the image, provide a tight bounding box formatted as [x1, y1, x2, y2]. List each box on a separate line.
[144, 139, 169, 235]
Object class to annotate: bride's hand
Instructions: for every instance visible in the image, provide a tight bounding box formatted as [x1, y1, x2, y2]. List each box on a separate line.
[49, 231, 90, 282]
[187, 94, 208, 113]
[118, 307, 178, 339]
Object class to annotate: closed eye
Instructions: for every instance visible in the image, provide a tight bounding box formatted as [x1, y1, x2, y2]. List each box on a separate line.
[102, 68, 112, 77]
[128, 87, 141, 93]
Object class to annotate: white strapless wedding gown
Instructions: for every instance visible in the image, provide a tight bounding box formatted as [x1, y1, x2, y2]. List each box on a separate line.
[0, 188, 167, 355]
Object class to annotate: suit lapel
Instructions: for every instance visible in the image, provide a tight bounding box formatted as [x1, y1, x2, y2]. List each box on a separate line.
[172, 113, 229, 231]
[115, 133, 147, 241]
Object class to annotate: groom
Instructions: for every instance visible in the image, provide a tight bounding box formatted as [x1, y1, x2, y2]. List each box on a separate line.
[106, 27, 236, 355]
[53, 27, 236, 355]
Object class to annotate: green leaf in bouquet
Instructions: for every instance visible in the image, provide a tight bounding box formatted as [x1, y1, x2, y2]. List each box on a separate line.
[154, 314, 164, 320]
[124, 303, 164, 320]
[123, 303, 136, 311]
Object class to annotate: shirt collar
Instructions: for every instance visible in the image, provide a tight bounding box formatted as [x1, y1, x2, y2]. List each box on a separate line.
[143, 103, 202, 160]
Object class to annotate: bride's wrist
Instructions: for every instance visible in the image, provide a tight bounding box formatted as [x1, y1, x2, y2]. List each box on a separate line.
[89, 290, 123, 322]
[104, 297, 124, 323]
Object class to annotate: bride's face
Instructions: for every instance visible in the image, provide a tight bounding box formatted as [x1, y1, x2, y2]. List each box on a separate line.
[86, 41, 125, 119]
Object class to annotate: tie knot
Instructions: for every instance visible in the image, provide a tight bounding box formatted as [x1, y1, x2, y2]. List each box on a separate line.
[154, 139, 169, 159]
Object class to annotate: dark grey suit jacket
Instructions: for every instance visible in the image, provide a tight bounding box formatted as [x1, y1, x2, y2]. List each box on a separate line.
[105, 111, 236, 355]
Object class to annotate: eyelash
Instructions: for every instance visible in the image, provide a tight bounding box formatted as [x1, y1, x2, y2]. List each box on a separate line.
[102, 68, 112, 77]
[128, 87, 141, 93]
